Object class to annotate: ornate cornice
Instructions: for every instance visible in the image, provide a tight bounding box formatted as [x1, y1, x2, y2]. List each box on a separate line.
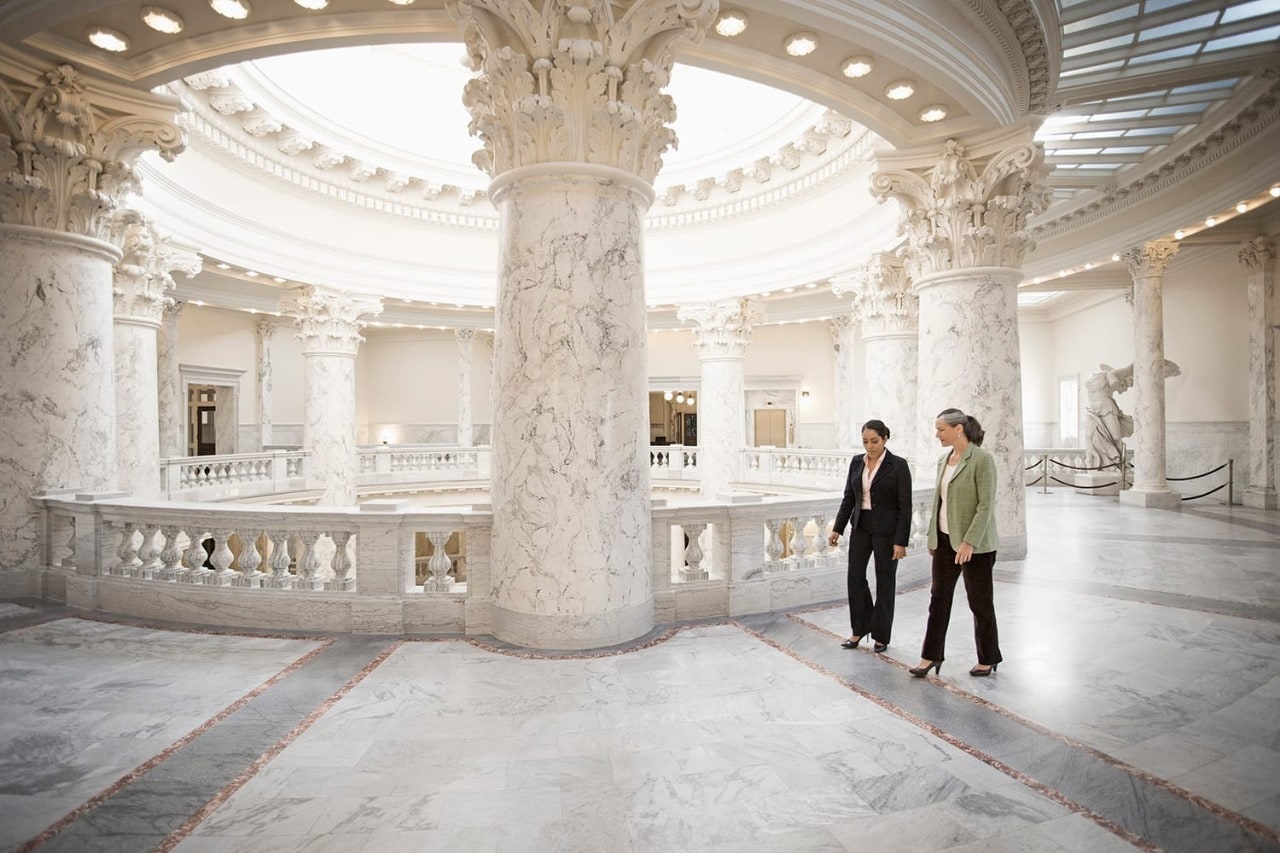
[963, 0, 1055, 116]
[678, 298, 761, 360]
[448, 0, 717, 183]
[279, 286, 383, 357]
[0, 63, 184, 240]
[871, 137, 1051, 278]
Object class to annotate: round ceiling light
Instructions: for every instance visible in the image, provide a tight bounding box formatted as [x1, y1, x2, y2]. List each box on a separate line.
[784, 32, 818, 57]
[88, 26, 129, 52]
[885, 80, 915, 100]
[841, 56, 872, 78]
[294, 0, 328, 7]
[141, 6, 184, 33]
[209, 0, 251, 20]
[387, 0, 416, 4]
[919, 104, 947, 122]
[715, 10, 748, 37]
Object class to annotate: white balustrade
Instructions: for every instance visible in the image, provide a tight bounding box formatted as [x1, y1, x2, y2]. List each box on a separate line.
[650, 445, 698, 480]
[160, 450, 309, 502]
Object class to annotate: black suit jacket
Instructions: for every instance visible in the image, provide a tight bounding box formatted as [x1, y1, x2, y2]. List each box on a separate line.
[832, 449, 912, 546]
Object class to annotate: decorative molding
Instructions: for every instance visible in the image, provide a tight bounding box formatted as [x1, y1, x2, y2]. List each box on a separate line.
[113, 214, 202, 323]
[838, 252, 918, 337]
[678, 298, 763, 360]
[963, 0, 1054, 116]
[871, 137, 1051, 278]
[1238, 236, 1276, 274]
[1121, 241, 1178, 279]
[448, 0, 718, 183]
[279, 285, 384, 357]
[0, 63, 184, 240]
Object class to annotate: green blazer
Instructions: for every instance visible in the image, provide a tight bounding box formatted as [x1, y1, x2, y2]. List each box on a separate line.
[928, 444, 999, 554]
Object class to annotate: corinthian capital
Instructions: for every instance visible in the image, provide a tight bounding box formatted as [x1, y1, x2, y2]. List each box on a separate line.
[279, 286, 383, 356]
[1122, 241, 1179, 279]
[449, 0, 718, 182]
[678, 297, 761, 360]
[871, 128, 1051, 277]
[112, 215, 202, 324]
[0, 62, 184, 240]
[1238, 236, 1276, 274]
[842, 253, 917, 337]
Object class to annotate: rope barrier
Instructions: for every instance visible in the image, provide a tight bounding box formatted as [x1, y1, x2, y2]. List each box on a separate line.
[1056, 477, 1117, 489]
[1181, 483, 1226, 502]
[1025, 459, 1044, 471]
[1167, 461, 1229, 482]
[1025, 474, 1044, 486]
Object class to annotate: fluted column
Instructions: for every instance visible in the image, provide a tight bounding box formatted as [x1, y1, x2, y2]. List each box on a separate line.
[456, 328, 476, 447]
[1239, 238, 1276, 508]
[255, 317, 278, 451]
[157, 300, 185, 458]
[828, 313, 858, 450]
[112, 218, 201, 498]
[1119, 242, 1180, 508]
[279, 287, 382, 506]
[678, 299, 761, 499]
[873, 127, 1050, 558]
[451, 0, 716, 648]
[0, 61, 184, 570]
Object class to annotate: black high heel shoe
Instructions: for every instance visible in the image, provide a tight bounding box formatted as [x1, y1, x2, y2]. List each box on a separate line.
[873, 642, 888, 653]
[969, 664, 998, 677]
[841, 635, 863, 649]
[908, 660, 941, 678]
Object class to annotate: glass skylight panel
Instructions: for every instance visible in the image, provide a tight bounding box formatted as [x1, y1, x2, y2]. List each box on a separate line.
[1138, 12, 1221, 42]
[1169, 79, 1237, 93]
[1203, 24, 1280, 51]
[1091, 108, 1148, 120]
[1146, 102, 1208, 115]
[1128, 44, 1204, 63]
[1065, 34, 1136, 56]
[1065, 5, 1141, 34]
[1061, 60, 1126, 77]
[1221, 1, 1279, 24]
[1075, 130, 1127, 138]
[1101, 146, 1154, 154]
[1142, 0, 1200, 12]
[1124, 125, 1184, 135]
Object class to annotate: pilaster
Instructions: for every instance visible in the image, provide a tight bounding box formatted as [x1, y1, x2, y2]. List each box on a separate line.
[1239, 237, 1277, 508]
[456, 327, 476, 447]
[827, 313, 858, 450]
[255, 317, 279, 452]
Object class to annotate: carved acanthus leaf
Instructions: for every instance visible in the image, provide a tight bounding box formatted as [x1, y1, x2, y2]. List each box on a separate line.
[113, 214, 202, 322]
[279, 286, 383, 356]
[677, 298, 763, 359]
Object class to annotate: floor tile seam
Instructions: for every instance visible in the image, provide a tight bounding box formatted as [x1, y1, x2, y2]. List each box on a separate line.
[733, 619, 1157, 852]
[990, 574, 1280, 623]
[154, 638, 406, 853]
[1180, 509, 1280, 536]
[17, 637, 338, 853]
[777, 610, 1280, 847]
[0, 608, 74, 634]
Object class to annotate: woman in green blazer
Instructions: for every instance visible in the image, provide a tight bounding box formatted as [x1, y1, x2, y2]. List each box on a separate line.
[910, 408, 1003, 678]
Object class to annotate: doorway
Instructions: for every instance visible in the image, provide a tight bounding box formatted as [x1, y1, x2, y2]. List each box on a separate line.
[189, 385, 218, 456]
[754, 408, 787, 447]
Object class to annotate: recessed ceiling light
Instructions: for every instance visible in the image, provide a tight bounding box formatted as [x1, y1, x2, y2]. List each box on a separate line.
[885, 80, 915, 100]
[209, 0, 251, 20]
[387, 0, 415, 4]
[216, 263, 231, 270]
[273, 276, 287, 283]
[784, 32, 818, 56]
[1174, 229, 1185, 240]
[805, 283, 817, 289]
[919, 104, 947, 122]
[783, 287, 796, 293]
[293, 0, 327, 8]
[141, 6, 184, 33]
[1271, 185, 1280, 198]
[88, 26, 129, 52]
[1236, 201, 1248, 213]
[842, 56, 873, 78]
[1205, 216, 1216, 227]
[1111, 253, 1120, 261]
[715, 10, 748, 37]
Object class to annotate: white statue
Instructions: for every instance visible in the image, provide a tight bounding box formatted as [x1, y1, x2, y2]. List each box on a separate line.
[1083, 360, 1180, 469]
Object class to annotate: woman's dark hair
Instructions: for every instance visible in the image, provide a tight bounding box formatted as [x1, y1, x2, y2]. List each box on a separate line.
[861, 419, 890, 441]
[937, 408, 985, 446]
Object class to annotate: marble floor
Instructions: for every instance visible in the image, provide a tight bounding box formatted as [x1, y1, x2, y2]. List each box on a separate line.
[1, 491, 1277, 852]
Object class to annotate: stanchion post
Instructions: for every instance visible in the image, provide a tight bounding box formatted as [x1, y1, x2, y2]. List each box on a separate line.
[1227, 458, 1235, 506]
[1042, 454, 1050, 495]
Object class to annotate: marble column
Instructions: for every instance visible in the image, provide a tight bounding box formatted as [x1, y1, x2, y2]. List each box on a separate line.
[873, 128, 1050, 559]
[828, 313, 858, 450]
[279, 287, 382, 506]
[456, 328, 476, 447]
[255, 317, 278, 451]
[1119, 242, 1181, 509]
[156, 300, 186, 458]
[451, 0, 716, 649]
[112, 218, 201, 498]
[678, 299, 762, 500]
[1238, 237, 1276, 508]
[0, 60, 183, 570]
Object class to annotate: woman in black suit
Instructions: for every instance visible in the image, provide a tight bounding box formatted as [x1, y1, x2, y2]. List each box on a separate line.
[828, 419, 912, 652]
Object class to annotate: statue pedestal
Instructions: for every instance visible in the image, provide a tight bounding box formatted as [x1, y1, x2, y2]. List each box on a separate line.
[1073, 472, 1122, 496]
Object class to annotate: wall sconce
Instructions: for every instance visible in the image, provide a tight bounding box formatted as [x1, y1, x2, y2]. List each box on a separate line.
[801, 388, 811, 398]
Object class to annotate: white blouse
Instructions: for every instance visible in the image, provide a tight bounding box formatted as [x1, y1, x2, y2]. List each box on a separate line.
[939, 458, 961, 535]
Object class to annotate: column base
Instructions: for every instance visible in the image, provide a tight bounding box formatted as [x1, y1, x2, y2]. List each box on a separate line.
[1072, 472, 1122, 496]
[1118, 489, 1182, 509]
[1242, 487, 1278, 509]
[490, 599, 655, 650]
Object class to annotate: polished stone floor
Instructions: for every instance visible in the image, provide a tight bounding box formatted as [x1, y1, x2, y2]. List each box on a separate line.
[1, 491, 1277, 852]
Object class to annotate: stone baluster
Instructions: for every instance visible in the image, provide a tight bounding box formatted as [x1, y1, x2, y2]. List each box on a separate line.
[833, 253, 919, 463]
[327, 531, 354, 591]
[425, 530, 455, 592]
[678, 299, 762, 500]
[680, 522, 708, 581]
[294, 530, 323, 591]
[157, 525, 183, 581]
[451, 0, 717, 649]
[115, 523, 142, 577]
[208, 531, 236, 586]
[182, 531, 212, 583]
[457, 328, 476, 447]
[1239, 238, 1276, 508]
[112, 216, 202, 499]
[763, 517, 785, 572]
[266, 530, 293, 590]
[236, 531, 266, 588]
[787, 517, 807, 565]
[138, 526, 162, 579]
[872, 126, 1050, 558]
[1119, 241, 1181, 508]
[0, 61, 184, 571]
[279, 287, 382, 506]
[828, 313, 859, 450]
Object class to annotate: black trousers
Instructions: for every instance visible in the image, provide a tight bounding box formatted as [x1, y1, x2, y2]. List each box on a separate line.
[920, 531, 1002, 666]
[846, 509, 898, 644]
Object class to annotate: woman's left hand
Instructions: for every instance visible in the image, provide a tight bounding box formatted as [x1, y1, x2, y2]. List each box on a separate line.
[955, 541, 974, 564]
[892, 545, 906, 560]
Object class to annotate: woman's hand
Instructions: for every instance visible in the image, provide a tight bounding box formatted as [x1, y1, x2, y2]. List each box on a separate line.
[955, 541, 975, 564]
[892, 545, 906, 560]
[828, 531, 840, 547]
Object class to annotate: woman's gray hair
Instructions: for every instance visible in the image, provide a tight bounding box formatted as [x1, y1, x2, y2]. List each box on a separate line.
[937, 408, 985, 446]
